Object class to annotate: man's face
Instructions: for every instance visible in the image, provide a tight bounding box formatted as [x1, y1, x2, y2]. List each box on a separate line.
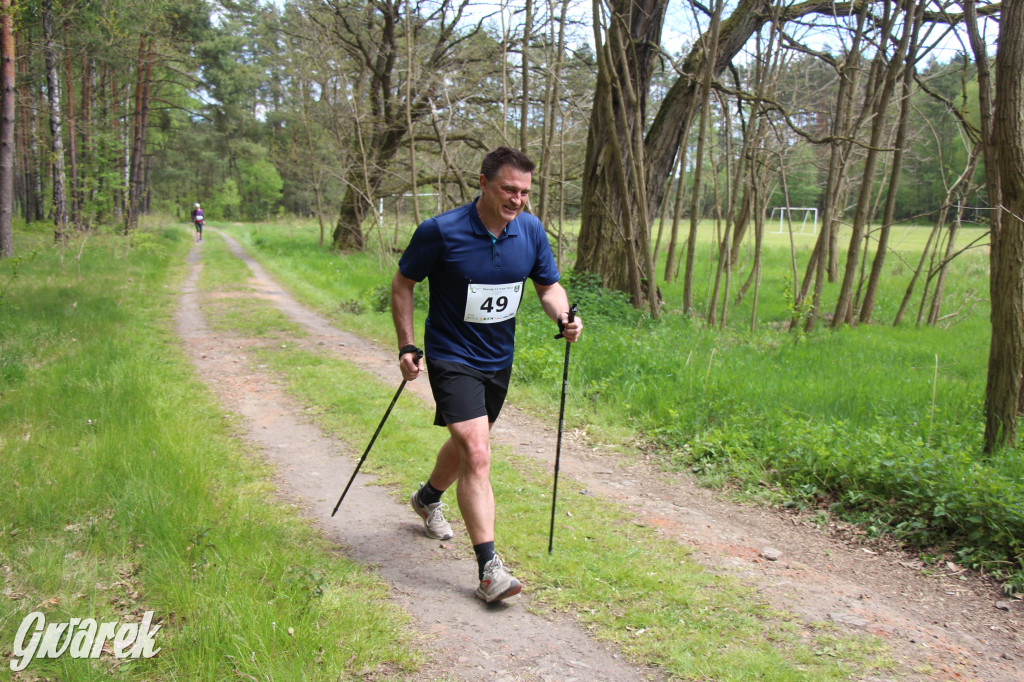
[477, 165, 532, 229]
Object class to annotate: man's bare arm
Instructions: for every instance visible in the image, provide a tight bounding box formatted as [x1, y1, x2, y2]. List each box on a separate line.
[391, 271, 424, 380]
[534, 281, 582, 342]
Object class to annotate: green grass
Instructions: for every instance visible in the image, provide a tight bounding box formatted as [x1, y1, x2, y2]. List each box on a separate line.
[192, 220, 905, 675]
[8, 205, 996, 681]
[199, 233, 307, 339]
[192, 221, 898, 678]
[196, 228, 252, 292]
[252, 345, 894, 680]
[225, 222, 396, 340]
[214, 218, 1022, 592]
[0, 222, 417, 680]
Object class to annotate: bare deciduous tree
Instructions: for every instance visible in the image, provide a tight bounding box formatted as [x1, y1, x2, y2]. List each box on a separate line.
[858, 0, 927, 324]
[831, 1, 915, 328]
[577, 0, 866, 305]
[320, 0, 493, 251]
[577, 0, 669, 314]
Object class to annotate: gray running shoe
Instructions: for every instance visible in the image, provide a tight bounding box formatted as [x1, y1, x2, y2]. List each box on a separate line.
[410, 489, 453, 540]
[475, 555, 522, 603]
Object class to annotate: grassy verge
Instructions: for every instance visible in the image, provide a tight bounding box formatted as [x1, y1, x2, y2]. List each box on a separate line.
[0, 223, 417, 679]
[215, 219, 1023, 592]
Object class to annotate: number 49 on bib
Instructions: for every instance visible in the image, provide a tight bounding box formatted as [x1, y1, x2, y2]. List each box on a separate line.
[464, 282, 524, 324]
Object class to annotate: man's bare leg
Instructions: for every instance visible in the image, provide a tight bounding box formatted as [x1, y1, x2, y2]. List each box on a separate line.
[424, 416, 520, 601]
[426, 416, 495, 544]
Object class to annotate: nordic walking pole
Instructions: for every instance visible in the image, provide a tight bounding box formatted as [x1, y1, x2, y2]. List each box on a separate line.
[331, 348, 423, 516]
[549, 303, 577, 553]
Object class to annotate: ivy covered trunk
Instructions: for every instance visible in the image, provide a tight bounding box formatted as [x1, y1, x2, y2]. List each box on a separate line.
[331, 183, 371, 251]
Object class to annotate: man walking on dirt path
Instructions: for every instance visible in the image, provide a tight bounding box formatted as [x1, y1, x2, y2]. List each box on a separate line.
[391, 146, 582, 603]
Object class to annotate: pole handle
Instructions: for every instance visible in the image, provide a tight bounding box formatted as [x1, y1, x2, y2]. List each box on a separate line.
[554, 302, 578, 339]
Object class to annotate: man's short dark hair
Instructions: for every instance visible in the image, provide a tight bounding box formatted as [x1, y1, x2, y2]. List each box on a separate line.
[480, 146, 535, 180]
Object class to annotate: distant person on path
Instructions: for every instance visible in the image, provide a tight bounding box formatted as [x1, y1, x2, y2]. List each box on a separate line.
[191, 203, 204, 242]
[391, 146, 582, 603]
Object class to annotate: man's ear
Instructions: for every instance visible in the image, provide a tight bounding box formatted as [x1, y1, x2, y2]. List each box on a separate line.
[478, 173, 487, 191]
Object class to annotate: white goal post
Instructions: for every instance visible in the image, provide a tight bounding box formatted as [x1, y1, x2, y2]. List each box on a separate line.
[770, 207, 819, 235]
[379, 192, 443, 216]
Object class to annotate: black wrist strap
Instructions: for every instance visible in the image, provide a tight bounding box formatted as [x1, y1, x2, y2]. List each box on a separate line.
[399, 344, 421, 360]
[554, 303, 578, 339]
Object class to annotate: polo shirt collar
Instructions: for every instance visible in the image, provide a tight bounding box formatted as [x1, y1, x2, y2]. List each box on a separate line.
[470, 196, 520, 239]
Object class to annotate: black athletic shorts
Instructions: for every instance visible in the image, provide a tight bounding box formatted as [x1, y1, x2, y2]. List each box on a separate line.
[426, 358, 512, 427]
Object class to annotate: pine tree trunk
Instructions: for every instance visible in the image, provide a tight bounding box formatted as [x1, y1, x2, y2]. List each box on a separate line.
[18, 26, 43, 224]
[0, 0, 14, 258]
[80, 56, 94, 227]
[29, 88, 43, 221]
[63, 53, 80, 230]
[125, 35, 152, 234]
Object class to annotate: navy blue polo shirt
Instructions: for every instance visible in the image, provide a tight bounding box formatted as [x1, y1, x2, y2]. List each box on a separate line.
[398, 199, 561, 371]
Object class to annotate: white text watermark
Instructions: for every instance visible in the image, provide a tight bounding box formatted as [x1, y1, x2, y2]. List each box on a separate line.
[10, 610, 161, 671]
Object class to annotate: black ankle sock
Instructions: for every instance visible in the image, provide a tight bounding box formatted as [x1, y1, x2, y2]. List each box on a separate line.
[417, 481, 444, 507]
[473, 541, 496, 580]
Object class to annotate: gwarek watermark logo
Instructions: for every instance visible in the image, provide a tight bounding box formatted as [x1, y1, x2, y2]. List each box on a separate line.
[9, 610, 162, 671]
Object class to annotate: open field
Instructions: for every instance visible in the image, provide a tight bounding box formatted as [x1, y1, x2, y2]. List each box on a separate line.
[1, 215, 1018, 680]
[0, 220, 905, 679]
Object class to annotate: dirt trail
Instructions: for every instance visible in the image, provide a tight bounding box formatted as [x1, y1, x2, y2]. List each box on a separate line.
[178, 233, 1023, 681]
[177, 237, 662, 681]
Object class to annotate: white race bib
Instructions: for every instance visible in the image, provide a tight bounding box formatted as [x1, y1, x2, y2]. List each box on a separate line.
[464, 282, 524, 324]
